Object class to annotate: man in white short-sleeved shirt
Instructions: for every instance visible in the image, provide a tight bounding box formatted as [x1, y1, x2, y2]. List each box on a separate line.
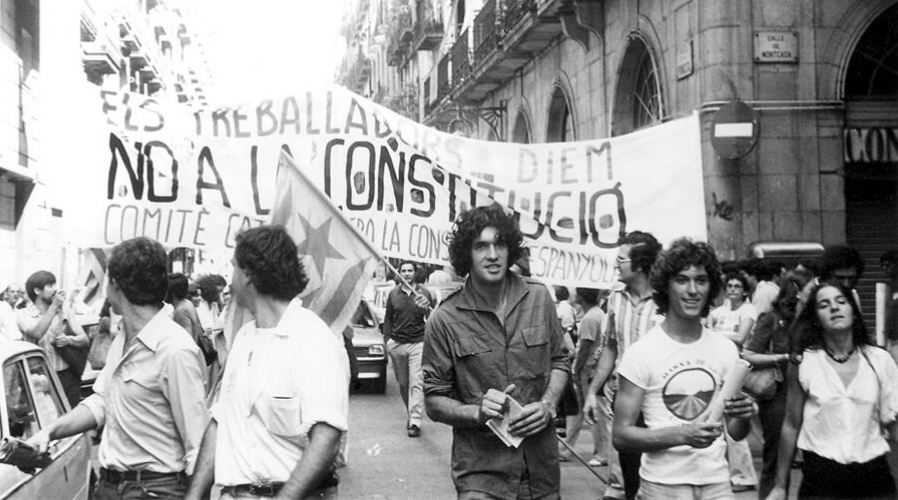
[613, 238, 756, 500]
[186, 225, 349, 500]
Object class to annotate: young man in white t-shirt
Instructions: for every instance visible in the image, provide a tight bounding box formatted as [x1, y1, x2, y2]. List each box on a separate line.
[613, 238, 756, 500]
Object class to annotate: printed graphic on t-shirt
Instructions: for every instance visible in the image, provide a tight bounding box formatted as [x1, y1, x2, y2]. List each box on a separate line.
[661, 367, 716, 420]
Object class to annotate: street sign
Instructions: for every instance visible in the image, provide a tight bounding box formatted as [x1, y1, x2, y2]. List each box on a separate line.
[711, 100, 760, 160]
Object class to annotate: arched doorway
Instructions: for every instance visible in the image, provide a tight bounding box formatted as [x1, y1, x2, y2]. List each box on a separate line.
[511, 108, 531, 144]
[842, 3, 898, 325]
[611, 36, 662, 136]
[546, 87, 574, 142]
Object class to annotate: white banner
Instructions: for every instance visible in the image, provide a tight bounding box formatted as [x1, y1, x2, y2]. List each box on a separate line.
[65, 86, 706, 288]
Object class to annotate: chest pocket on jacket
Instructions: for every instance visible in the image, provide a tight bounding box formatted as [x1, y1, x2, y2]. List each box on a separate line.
[521, 325, 550, 372]
[452, 335, 491, 358]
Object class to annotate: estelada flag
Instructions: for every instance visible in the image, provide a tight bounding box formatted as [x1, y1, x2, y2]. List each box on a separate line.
[271, 150, 380, 335]
[221, 149, 381, 349]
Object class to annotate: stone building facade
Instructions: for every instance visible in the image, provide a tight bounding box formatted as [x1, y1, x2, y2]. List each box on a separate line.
[0, 0, 208, 287]
[344, 0, 898, 309]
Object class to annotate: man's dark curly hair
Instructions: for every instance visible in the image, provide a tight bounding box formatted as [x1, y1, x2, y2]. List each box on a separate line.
[234, 225, 308, 301]
[448, 204, 524, 277]
[108, 237, 168, 306]
[650, 238, 722, 317]
[167, 273, 190, 303]
[621, 231, 661, 274]
[195, 274, 222, 304]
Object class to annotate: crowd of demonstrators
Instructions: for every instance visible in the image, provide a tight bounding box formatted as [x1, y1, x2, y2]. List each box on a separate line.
[560, 287, 608, 466]
[422, 204, 570, 499]
[583, 231, 663, 500]
[383, 260, 435, 438]
[742, 281, 801, 498]
[707, 271, 759, 493]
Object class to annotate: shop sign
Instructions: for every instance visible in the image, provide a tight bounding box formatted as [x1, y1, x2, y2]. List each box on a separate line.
[844, 127, 898, 163]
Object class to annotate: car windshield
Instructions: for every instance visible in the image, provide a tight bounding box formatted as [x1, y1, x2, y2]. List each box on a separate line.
[352, 301, 375, 328]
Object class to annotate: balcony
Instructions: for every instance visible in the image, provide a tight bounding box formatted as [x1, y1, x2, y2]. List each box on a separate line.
[473, 0, 499, 65]
[341, 51, 373, 94]
[413, 0, 443, 51]
[436, 53, 450, 102]
[450, 28, 471, 90]
[425, 0, 564, 119]
[82, 41, 120, 80]
[387, 6, 414, 66]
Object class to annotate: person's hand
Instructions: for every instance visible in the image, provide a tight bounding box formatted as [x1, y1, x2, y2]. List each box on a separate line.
[52, 336, 72, 347]
[583, 392, 600, 425]
[478, 384, 515, 424]
[413, 293, 430, 309]
[508, 400, 553, 437]
[50, 291, 65, 312]
[723, 392, 757, 420]
[764, 485, 787, 500]
[679, 422, 723, 448]
[26, 428, 52, 454]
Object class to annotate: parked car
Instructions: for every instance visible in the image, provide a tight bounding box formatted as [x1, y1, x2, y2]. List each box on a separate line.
[0, 341, 91, 499]
[349, 300, 387, 393]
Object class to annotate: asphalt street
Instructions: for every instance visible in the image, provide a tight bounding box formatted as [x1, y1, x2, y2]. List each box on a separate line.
[338, 366, 802, 499]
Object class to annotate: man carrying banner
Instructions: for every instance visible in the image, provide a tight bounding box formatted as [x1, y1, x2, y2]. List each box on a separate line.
[423, 204, 569, 499]
[384, 261, 435, 438]
[186, 225, 349, 500]
[583, 231, 661, 500]
[612, 238, 756, 500]
[28, 237, 209, 499]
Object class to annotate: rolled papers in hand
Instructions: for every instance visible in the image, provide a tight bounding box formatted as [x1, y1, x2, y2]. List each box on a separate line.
[705, 358, 751, 423]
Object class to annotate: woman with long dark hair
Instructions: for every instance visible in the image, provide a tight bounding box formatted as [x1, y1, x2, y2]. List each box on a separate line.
[766, 283, 898, 499]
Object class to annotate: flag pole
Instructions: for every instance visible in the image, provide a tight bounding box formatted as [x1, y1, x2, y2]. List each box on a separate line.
[277, 152, 431, 309]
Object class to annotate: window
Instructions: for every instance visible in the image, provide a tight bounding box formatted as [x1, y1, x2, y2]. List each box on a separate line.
[512, 112, 531, 144]
[4, 362, 38, 439]
[845, 4, 898, 98]
[612, 37, 663, 136]
[26, 357, 64, 425]
[633, 49, 661, 129]
[547, 87, 574, 142]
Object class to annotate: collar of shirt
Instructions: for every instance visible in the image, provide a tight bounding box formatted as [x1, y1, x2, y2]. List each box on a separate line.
[620, 286, 654, 305]
[454, 274, 529, 313]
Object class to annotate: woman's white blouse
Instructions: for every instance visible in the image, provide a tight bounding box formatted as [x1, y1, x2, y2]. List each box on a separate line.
[797, 347, 898, 464]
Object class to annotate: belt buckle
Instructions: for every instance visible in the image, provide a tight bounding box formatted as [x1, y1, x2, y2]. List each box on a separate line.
[104, 469, 124, 484]
[249, 483, 277, 496]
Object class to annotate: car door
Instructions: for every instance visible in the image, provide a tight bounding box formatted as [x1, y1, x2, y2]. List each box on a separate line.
[0, 353, 90, 500]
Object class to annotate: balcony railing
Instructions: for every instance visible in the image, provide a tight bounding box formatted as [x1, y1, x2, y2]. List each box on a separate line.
[413, 0, 443, 51]
[502, 0, 537, 34]
[437, 54, 450, 102]
[450, 28, 471, 89]
[387, 6, 414, 66]
[472, 0, 498, 65]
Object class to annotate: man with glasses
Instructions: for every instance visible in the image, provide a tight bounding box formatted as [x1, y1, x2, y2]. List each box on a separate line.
[583, 231, 662, 500]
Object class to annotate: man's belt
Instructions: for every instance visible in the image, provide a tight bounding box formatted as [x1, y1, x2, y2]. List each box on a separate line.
[221, 471, 339, 497]
[99, 467, 184, 484]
